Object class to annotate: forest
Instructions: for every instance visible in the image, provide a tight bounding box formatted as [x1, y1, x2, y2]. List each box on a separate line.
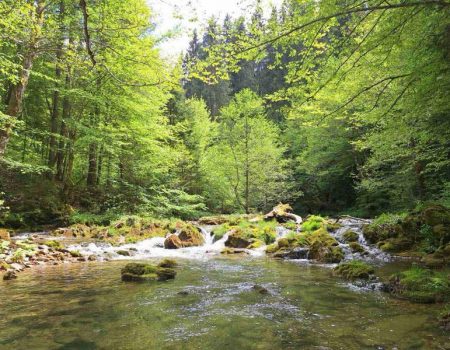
[0, 1, 450, 349]
[0, 0, 448, 230]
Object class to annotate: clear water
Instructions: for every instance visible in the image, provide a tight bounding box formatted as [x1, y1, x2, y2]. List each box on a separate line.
[0, 258, 448, 350]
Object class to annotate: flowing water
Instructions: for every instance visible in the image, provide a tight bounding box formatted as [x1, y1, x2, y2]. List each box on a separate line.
[2, 219, 449, 349]
[0, 259, 449, 350]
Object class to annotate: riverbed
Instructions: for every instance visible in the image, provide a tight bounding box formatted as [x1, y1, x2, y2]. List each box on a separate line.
[0, 258, 448, 350]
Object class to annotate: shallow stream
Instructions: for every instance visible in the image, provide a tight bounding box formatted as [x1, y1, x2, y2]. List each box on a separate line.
[0, 258, 448, 350]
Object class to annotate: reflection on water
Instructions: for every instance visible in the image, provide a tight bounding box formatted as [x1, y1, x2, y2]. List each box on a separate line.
[0, 259, 448, 350]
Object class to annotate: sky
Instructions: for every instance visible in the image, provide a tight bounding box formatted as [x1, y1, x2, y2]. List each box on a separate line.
[147, 0, 283, 59]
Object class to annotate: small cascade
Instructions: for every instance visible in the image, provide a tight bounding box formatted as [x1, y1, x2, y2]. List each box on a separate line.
[330, 217, 390, 262]
[66, 224, 264, 261]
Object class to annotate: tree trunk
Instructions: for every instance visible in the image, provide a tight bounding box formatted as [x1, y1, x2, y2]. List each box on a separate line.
[56, 74, 71, 181]
[86, 142, 98, 189]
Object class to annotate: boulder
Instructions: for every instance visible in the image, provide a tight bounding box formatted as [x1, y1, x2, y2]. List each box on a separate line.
[334, 261, 374, 280]
[121, 263, 176, 282]
[273, 247, 309, 259]
[342, 230, 359, 242]
[225, 231, 252, 248]
[164, 234, 183, 249]
[116, 250, 131, 257]
[178, 224, 205, 247]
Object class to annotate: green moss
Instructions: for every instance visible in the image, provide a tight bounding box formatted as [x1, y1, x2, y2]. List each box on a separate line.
[212, 223, 232, 241]
[283, 222, 298, 230]
[343, 230, 359, 242]
[387, 267, 450, 303]
[301, 215, 325, 232]
[69, 250, 82, 258]
[248, 239, 265, 249]
[121, 263, 176, 282]
[44, 240, 63, 250]
[305, 227, 343, 263]
[265, 243, 278, 254]
[349, 242, 365, 253]
[334, 261, 375, 280]
[158, 259, 177, 268]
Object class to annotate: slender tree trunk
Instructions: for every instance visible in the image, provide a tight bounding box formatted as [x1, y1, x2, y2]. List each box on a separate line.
[244, 114, 250, 214]
[0, 1, 45, 157]
[48, 2, 65, 169]
[56, 74, 71, 181]
[87, 142, 98, 188]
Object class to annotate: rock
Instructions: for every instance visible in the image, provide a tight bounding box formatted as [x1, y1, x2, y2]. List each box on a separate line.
[69, 250, 83, 258]
[88, 255, 97, 261]
[158, 258, 177, 268]
[225, 232, 252, 249]
[252, 284, 269, 294]
[116, 250, 131, 257]
[221, 247, 249, 255]
[334, 261, 375, 280]
[121, 263, 176, 282]
[343, 230, 359, 242]
[3, 270, 17, 280]
[178, 224, 205, 247]
[164, 234, 183, 249]
[440, 309, 450, 331]
[307, 228, 344, 263]
[273, 247, 309, 259]
[264, 203, 302, 224]
[349, 242, 365, 253]
[384, 267, 450, 303]
[177, 290, 189, 296]
[0, 229, 10, 241]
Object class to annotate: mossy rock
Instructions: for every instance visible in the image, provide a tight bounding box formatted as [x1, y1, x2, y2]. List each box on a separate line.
[44, 240, 64, 250]
[121, 263, 176, 282]
[277, 238, 290, 248]
[334, 261, 375, 280]
[420, 254, 447, 269]
[158, 258, 177, 268]
[307, 228, 343, 263]
[378, 237, 413, 252]
[301, 216, 326, 232]
[69, 250, 82, 258]
[178, 224, 204, 247]
[225, 231, 252, 248]
[385, 267, 450, 303]
[116, 250, 131, 256]
[248, 239, 265, 249]
[326, 221, 342, 232]
[343, 230, 359, 242]
[164, 234, 183, 249]
[265, 243, 278, 254]
[349, 242, 365, 253]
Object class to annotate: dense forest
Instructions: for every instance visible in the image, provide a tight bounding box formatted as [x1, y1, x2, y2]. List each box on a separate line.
[0, 0, 449, 229]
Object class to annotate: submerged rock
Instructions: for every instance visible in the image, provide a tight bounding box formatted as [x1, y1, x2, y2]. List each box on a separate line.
[121, 263, 176, 282]
[158, 258, 177, 268]
[3, 270, 17, 280]
[116, 250, 131, 257]
[225, 231, 252, 249]
[252, 284, 269, 294]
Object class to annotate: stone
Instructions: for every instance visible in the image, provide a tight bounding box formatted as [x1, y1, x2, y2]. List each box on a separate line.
[121, 263, 176, 282]
[158, 258, 177, 268]
[252, 284, 269, 294]
[178, 224, 205, 247]
[3, 270, 17, 280]
[116, 250, 131, 256]
[164, 234, 183, 249]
